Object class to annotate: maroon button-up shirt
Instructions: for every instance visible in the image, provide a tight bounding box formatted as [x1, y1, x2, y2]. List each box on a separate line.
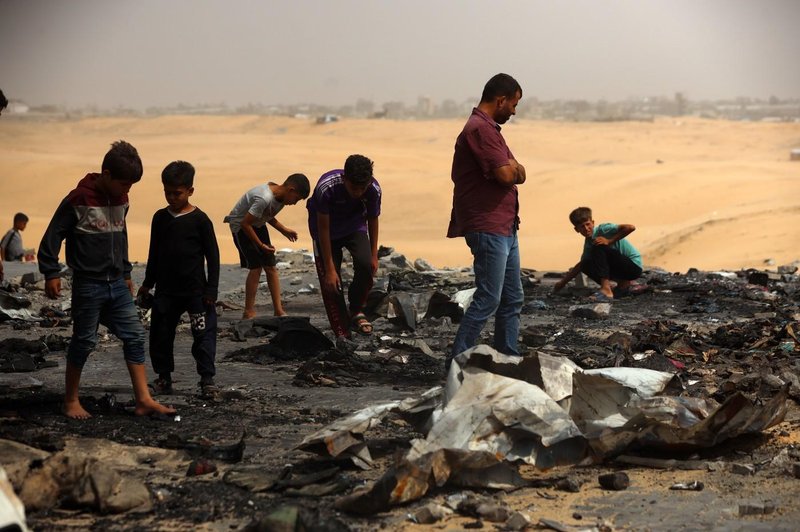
[447, 108, 519, 238]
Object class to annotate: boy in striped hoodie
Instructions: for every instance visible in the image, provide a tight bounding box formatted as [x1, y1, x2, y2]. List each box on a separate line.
[38, 140, 176, 419]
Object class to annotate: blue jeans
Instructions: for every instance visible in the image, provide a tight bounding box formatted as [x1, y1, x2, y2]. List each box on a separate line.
[67, 276, 145, 368]
[450, 231, 524, 361]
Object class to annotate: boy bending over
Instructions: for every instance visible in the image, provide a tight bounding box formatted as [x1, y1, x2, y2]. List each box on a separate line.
[554, 206, 642, 301]
[307, 154, 381, 338]
[224, 174, 310, 318]
[38, 140, 175, 419]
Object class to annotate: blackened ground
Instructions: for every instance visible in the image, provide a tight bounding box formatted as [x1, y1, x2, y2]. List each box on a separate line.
[1, 263, 799, 530]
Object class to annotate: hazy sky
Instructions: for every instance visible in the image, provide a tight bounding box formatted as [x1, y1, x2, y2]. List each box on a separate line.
[1, 0, 798, 109]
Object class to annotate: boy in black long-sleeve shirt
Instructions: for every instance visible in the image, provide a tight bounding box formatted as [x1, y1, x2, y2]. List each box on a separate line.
[137, 161, 220, 397]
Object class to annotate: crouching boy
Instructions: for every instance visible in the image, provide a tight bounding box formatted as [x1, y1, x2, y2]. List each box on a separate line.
[554, 206, 642, 301]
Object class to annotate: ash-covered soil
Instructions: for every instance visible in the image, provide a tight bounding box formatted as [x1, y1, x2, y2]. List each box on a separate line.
[1, 253, 799, 531]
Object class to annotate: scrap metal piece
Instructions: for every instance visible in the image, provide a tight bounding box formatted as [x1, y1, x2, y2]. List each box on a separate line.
[570, 302, 611, 319]
[296, 401, 401, 469]
[586, 385, 789, 458]
[412, 365, 587, 469]
[670, 480, 704, 491]
[305, 344, 791, 514]
[160, 431, 246, 463]
[0, 467, 29, 532]
[335, 448, 525, 515]
[387, 293, 417, 330]
[614, 455, 708, 470]
[452, 288, 477, 310]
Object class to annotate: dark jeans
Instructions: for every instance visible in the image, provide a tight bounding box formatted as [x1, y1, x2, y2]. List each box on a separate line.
[68, 276, 145, 368]
[313, 231, 374, 338]
[149, 295, 217, 381]
[581, 245, 642, 284]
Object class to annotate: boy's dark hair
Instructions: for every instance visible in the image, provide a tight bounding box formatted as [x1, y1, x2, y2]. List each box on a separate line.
[284, 173, 310, 198]
[102, 140, 143, 183]
[13, 212, 28, 224]
[162, 161, 195, 188]
[569, 207, 593, 226]
[343, 154, 374, 186]
[481, 73, 522, 103]
[0, 90, 8, 111]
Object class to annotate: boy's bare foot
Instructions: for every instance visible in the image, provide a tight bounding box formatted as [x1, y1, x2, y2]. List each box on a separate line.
[63, 399, 92, 419]
[274, 311, 287, 317]
[242, 310, 256, 319]
[134, 398, 177, 417]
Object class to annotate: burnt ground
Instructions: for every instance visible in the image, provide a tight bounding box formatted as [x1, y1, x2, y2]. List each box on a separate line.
[1, 256, 800, 531]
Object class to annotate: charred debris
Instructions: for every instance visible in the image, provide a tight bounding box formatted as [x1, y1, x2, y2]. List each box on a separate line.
[1, 251, 799, 530]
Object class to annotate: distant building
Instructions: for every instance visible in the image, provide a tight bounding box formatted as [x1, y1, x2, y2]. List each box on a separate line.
[6, 101, 29, 114]
[382, 101, 406, 119]
[355, 98, 375, 117]
[316, 114, 338, 124]
[416, 96, 434, 117]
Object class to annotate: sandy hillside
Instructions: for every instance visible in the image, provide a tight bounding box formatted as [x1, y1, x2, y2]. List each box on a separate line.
[0, 115, 798, 272]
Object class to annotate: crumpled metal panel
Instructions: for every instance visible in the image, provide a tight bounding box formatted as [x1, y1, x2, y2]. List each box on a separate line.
[298, 345, 789, 514]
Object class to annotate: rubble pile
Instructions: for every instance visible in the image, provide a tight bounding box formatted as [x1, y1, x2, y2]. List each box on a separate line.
[0, 252, 798, 530]
[0, 334, 68, 373]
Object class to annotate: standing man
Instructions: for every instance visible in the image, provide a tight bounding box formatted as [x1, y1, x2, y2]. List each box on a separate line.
[447, 73, 526, 369]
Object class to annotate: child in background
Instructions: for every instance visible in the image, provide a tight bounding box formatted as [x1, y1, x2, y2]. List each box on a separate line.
[0, 212, 29, 261]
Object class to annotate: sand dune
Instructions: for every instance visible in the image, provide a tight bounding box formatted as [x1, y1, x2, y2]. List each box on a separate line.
[1, 115, 798, 272]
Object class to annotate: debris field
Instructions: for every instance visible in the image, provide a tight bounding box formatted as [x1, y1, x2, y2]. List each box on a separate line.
[1, 249, 799, 531]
